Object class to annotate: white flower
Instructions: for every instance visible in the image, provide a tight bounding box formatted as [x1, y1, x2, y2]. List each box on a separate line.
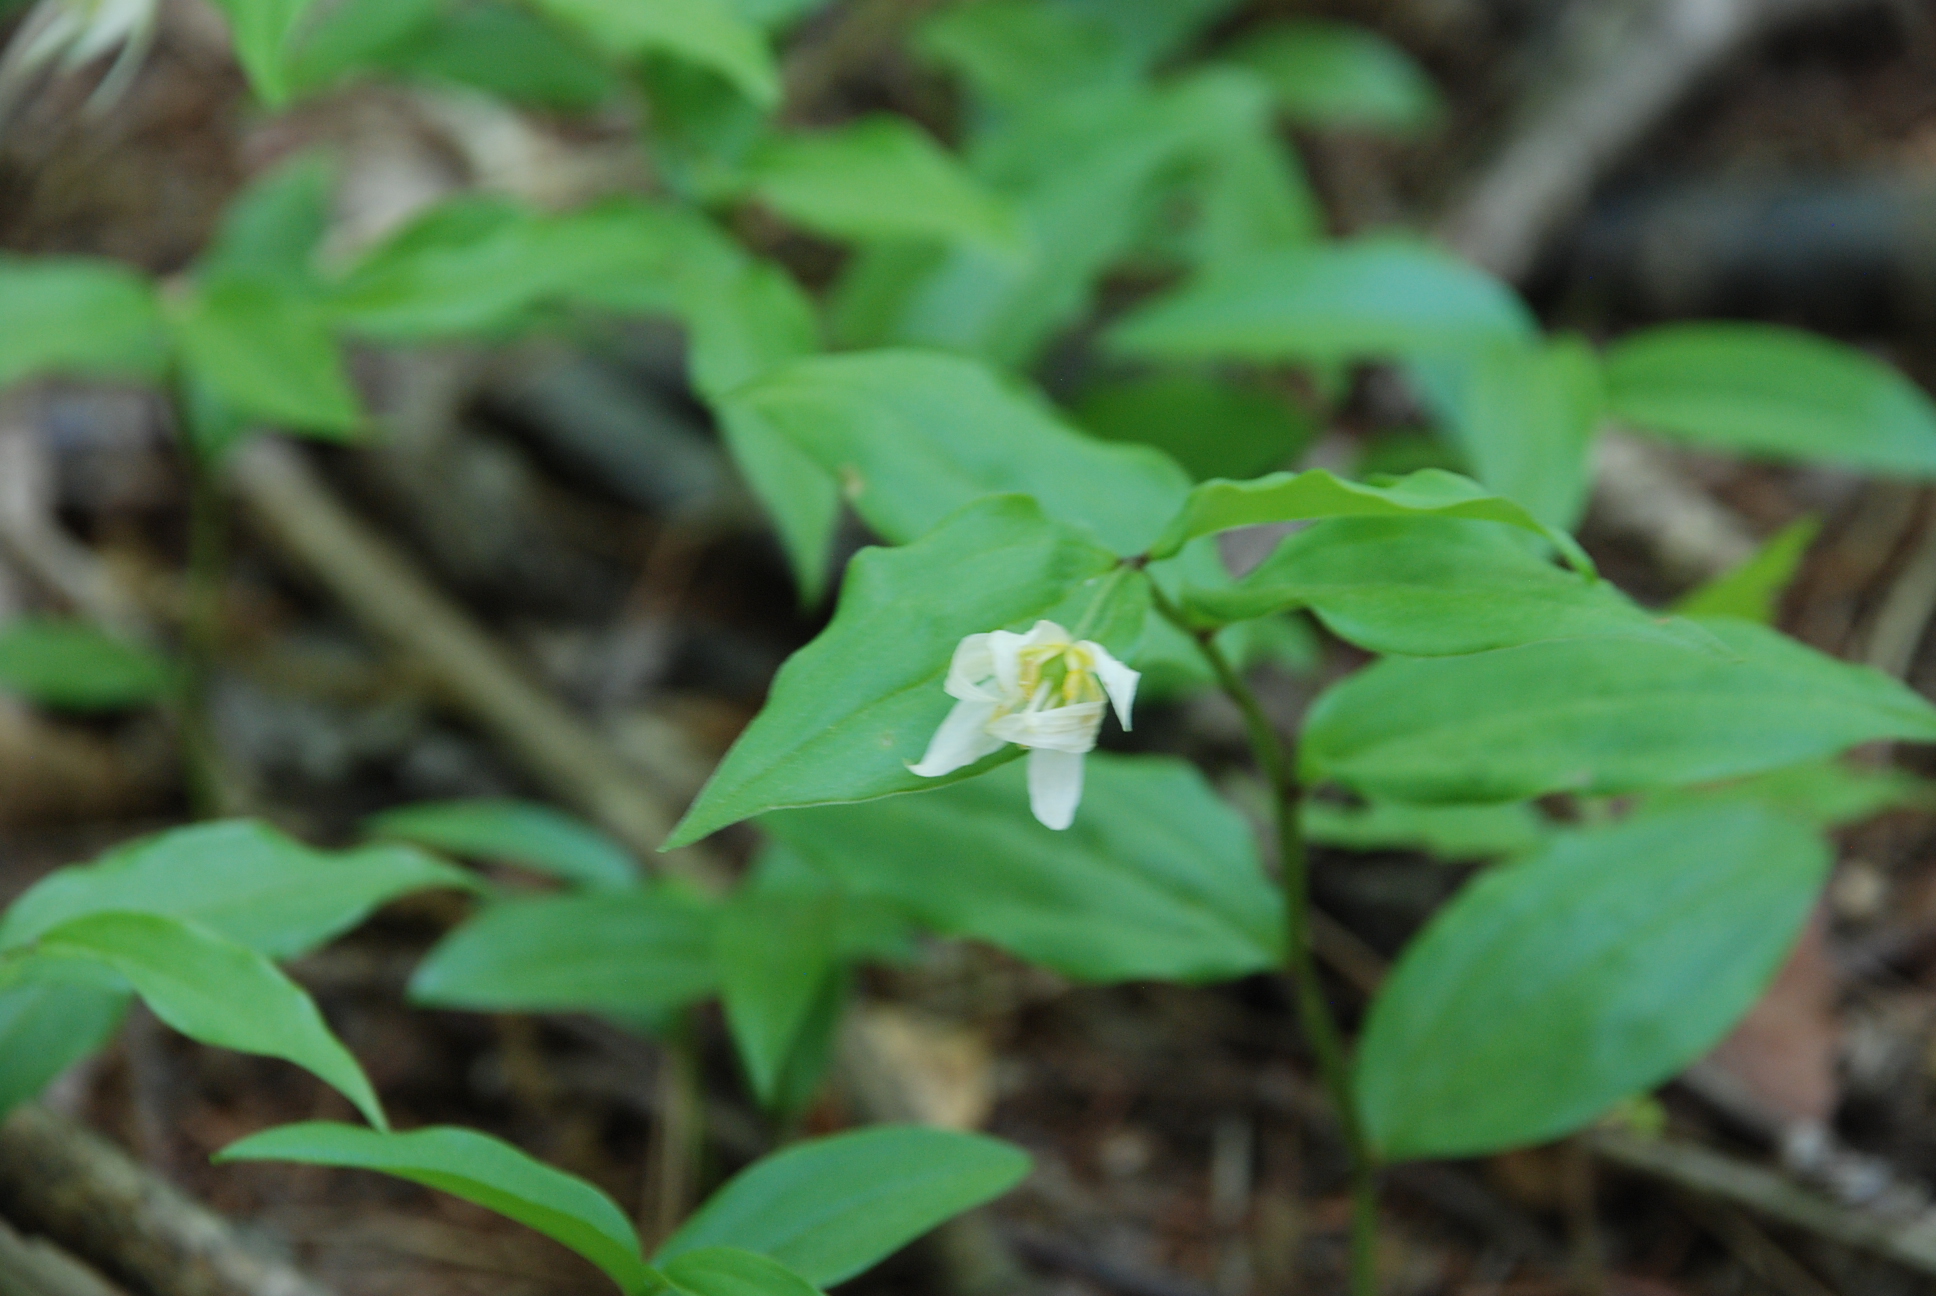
[0, 0, 158, 129]
[909, 620, 1139, 831]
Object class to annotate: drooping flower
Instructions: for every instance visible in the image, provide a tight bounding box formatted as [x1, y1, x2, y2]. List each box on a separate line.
[909, 620, 1139, 831]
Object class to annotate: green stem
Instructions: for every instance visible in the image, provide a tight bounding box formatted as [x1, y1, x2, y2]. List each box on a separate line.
[178, 432, 229, 819]
[1149, 583, 1379, 1295]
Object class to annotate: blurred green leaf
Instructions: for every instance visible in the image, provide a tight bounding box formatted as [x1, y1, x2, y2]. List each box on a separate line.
[1189, 518, 1697, 655]
[0, 982, 129, 1117]
[1074, 374, 1312, 482]
[744, 116, 1022, 252]
[1356, 804, 1828, 1159]
[1639, 758, 1934, 829]
[173, 273, 362, 436]
[409, 890, 718, 1014]
[1, 819, 474, 959]
[765, 753, 1282, 983]
[1606, 323, 1936, 474]
[1225, 20, 1440, 132]
[665, 497, 1129, 847]
[717, 349, 1188, 590]
[0, 619, 172, 710]
[217, 1123, 656, 1293]
[21, 913, 387, 1128]
[366, 799, 638, 890]
[199, 153, 335, 290]
[1303, 798, 1548, 861]
[0, 257, 166, 390]
[1674, 518, 1820, 624]
[656, 1126, 1030, 1286]
[528, 0, 777, 105]
[1302, 618, 1936, 803]
[714, 890, 842, 1109]
[388, 2, 618, 109]
[207, 0, 319, 104]
[1109, 240, 1534, 364]
[1148, 467, 1589, 570]
[1410, 337, 1604, 531]
[662, 1249, 822, 1296]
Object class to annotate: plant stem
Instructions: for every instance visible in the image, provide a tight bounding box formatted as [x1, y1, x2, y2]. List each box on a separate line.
[178, 434, 229, 819]
[644, 1016, 704, 1248]
[1149, 584, 1380, 1295]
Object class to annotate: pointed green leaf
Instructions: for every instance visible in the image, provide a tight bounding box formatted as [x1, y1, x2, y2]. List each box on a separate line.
[1303, 798, 1548, 861]
[656, 1126, 1030, 1286]
[0, 619, 173, 710]
[1302, 618, 1936, 803]
[717, 350, 1188, 586]
[1606, 323, 1936, 474]
[1148, 467, 1589, 570]
[1225, 20, 1440, 132]
[666, 496, 1130, 847]
[1107, 240, 1533, 363]
[216, 1122, 655, 1294]
[744, 116, 1022, 252]
[765, 753, 1279, 983]
[0, 982, 129, 1117]
[1073, 374, 1313, 483]
[200, 153, 334, 288]
[663, 1249, 822, 1296]
[1356, 804, 1829, 1160]
[1673, 518, 1820, 624]
[528, 0, 778, 105]
[206, 0, 319, 103]
[173, 274, 361, 436]
[715, 891, 842, 1108]
[409, 890, 718, 1014]
[1638, 758, 1935, 830]
[366, 799, 638, 890]
[0, 257, 166, 390]
[1, 820, 476, 959]
[23, 913, 386, 1128]
[1187, 518, 1696, 655]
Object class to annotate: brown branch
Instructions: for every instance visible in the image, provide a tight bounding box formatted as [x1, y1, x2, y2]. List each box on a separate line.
[0, 1106, 331, 1296]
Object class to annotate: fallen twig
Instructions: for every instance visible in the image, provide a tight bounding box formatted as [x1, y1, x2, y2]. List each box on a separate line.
[0, 1106, 332, 1296]
[0, 1216, 128, 1296]
[1586, 1127, 1936, 1279]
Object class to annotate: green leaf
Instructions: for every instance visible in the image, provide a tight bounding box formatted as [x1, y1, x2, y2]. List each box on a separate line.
[199, 153, 335, 289]
[207, 0, 318, 103]
[282, 0, 443, 96]
[1, 820, 475, 959]
[215, 1123, 655, 1294]
[662, 1249, 822, 1296]
[365, 799, 638, 890]
[715, 891, 842, 1109]
[527, 0, 778, 106]
[1186, 518, 1695, 655]
[1148, 467, 1590, 570]
[915, 1, 1124, 109]
[1674, 518, 1820, 623]
[1355, 804, 1830, 1160]
[0, 982, 129, 1117]
[1410, 337, 1604, 531]
[22, 913, 387, 1128]
[1303, 798, 1548, 861]
[1605, 323, 1936, 474]
[1073, 374, 1313, 482]
[716, 349, 1188, 588]
[173, 274, 362, 437]
[0, 619, 172, 710]
[764, 753, 1281, 983]
[409, 890, 718, 1014]
[681, 256, 821, 402]
[385, 3, 619, 110]
[1637, 758, 1934, 830]
[744, 117, 1022, 252]
[664, 496, 1127, 847]
[656, 1126, 1031, 1286]
[1302, 617, 1936, 803]
[1107, 240, 1533, 364]
[1163, 66, 1322, 265]
[0, 257, 166, 390]
[1225, 20, 1440, 132]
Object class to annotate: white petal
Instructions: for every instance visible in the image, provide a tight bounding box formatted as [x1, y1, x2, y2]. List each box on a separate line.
[988, 629, 1030, 697]
[988, 699, 1104, 753]
[909, 699, 1004, 777]
[1027, 748, 1085, 830]
[943, 633, 1001, 702]
[1083, 641, 1140, 731]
